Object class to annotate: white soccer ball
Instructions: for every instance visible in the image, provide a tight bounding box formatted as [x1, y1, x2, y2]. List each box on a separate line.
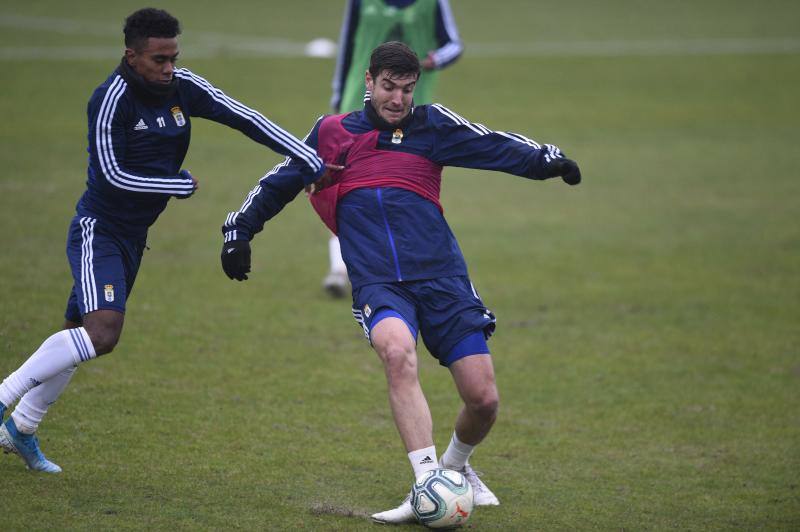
[304, 38, 337, 58]
[411, 468, 474, 529]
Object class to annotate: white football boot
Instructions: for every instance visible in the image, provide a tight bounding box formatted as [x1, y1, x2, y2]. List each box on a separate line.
[440, 458, 500, 506]
[460, 463, 499, 506]
[371, 492, 415, 524]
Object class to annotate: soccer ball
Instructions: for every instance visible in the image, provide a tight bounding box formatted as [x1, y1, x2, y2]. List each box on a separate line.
[411, 468, 474, 528]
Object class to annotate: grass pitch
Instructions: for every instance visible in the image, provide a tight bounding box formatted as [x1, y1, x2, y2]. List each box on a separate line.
[1, 1, 798, 529]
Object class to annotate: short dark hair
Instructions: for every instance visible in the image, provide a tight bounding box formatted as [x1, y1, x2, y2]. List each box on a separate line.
[124, 8, 181, 50]
[368, 41, 420, 80]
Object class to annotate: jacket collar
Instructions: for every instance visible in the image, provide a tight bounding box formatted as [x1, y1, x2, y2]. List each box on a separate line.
[118, 58, 178, 105]
[363, 99, 415, 131]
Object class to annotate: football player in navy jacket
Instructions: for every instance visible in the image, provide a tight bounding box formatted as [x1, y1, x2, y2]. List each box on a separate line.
[221, 41, 581, 522]
[0, 8, 332, 473]
[322, 0, 464, 297]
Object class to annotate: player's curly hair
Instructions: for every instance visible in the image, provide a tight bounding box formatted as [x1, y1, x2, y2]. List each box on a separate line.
[123, 8, 181, 50]
[369, 41, 420, 80]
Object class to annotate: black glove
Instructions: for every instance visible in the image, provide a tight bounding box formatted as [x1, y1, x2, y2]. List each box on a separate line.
[174, 169, 197, 199]
[221, 240, 251, 281]
[547, 158, 581, 185]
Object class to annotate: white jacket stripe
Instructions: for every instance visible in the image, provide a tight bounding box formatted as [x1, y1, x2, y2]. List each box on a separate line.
[432, 103, 550, 152]
[432, 0, 463, 66]
[495, 131, 542, 149]
[431, 104, 489, 136]
[174, 69, 321, 172]
[95, 76, 194, 194]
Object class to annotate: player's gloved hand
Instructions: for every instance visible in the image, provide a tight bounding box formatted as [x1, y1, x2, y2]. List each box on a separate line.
[221, 240, 251, 281]
[548, 158, 582, 186]
[304, 163, 345, 196]
[175, 169, 199, 199]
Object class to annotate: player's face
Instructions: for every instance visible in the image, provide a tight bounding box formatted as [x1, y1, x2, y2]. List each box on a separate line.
[366, 70, 417, 125]
[125, 37, 179, 84]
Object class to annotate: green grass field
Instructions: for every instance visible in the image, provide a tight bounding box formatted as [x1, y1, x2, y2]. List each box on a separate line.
[1, 1, 799, 529]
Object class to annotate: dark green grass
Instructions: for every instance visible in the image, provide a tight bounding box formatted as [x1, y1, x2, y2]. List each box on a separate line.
[1, 1, 799, 529]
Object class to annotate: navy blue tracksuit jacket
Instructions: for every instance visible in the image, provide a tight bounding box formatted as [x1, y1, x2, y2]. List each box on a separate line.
[79, 66, 323, 238]
[223, 103, 569, 289]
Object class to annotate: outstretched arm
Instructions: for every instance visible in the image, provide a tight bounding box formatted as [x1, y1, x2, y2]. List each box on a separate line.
[175, 68, 325, 183]
[220, 117, 327, 281]
[427, 104, 581, 184]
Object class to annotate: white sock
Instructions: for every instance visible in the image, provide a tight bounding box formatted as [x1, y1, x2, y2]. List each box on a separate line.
[0, 328, 95, 408]
[408, 445, 439, 478]
[328, 235, 347, 274]
[12, 366, 77, 434]
[440, 432, 475, 470]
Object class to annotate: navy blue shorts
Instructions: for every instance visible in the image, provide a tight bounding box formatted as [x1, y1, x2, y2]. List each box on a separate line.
[351, 276, 496, 366]
[64, 216, 146, 323]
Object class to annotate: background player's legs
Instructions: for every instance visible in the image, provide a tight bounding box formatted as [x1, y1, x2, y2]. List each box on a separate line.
[323, 234, 349, 297]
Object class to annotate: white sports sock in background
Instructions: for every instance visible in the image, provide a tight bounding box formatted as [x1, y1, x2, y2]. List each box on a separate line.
[329, 235, 347, 274]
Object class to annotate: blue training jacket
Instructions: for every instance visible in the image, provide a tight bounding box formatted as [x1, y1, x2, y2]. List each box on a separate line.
[78, 66, 324, 238]
[223, 103, 569, 289]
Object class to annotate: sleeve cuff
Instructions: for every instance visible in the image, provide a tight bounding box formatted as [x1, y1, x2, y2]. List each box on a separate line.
[301, 163, 326, 186]
[223, 229, 250, 242]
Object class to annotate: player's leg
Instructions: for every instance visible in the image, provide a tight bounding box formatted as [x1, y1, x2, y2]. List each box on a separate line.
[447, 352, 499, 450]
[352, 283, 438, 523]
[8, 320, 82, 441]
[0, 318, 100, 420]
[0, 318, 97, 473]
[0, 219, 126, 411]
[0, 311, 123, 473]
[0, 217, 129, 472]
[441, 351, 501, 505]
[369, 314, 438, 524]
[322, 234, 349, 297]
[371, 316, 434, 456]
[418, 276, 501, 505]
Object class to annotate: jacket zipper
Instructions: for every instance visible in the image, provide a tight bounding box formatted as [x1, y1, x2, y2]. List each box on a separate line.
[376, 188, 403, 281]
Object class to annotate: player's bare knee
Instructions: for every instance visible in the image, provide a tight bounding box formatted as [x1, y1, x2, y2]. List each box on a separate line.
[83, 314, 123, 356]
[467, 390, 499, 421]
[380, 343, 418, 383]
[85, 328, 120, 355]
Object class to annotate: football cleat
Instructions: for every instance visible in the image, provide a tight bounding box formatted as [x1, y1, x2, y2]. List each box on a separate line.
[322, 270, 349, 298]
[460, 463, 499, 506]
[441, 458, 500, 506]
[371, 492, 416, 524]
[0, 418, 62, 473]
